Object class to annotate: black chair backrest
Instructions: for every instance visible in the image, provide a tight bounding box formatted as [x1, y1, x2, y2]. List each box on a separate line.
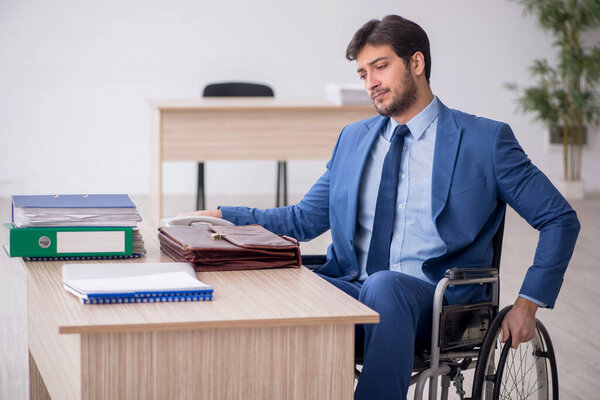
[203, 82, 274, 97]
[491, 211, 506, 272]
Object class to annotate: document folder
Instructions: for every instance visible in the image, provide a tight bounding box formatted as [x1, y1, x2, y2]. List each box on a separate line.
[12, 194, 135, 209]
[11, 194, 141, 227]
[7, 224, 133, 258]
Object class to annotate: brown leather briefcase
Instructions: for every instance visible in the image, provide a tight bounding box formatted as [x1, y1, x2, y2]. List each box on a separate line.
[158, 224, 302, 271]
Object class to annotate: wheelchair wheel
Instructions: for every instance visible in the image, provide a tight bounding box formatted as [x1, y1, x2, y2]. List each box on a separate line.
[472, 305, 558, 399]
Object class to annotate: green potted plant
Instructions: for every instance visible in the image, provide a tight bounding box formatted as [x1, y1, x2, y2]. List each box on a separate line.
[506, 0, 600, 199]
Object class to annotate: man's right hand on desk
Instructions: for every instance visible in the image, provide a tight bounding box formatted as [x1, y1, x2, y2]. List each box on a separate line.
[177, 209, 222, 218]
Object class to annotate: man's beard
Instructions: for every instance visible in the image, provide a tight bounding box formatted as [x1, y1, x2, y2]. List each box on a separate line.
[372, 71, 418, 117]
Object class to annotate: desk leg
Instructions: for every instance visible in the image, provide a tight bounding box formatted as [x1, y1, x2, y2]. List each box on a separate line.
[29, 351, 52, 400]
[276, 161, 288, 207]
[150, 107, 163, 226]
[196, 162, 205, 210]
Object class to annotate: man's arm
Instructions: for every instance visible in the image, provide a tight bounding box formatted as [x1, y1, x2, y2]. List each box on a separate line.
[217, 167, 332, 241]
[493, 123, 580, 347]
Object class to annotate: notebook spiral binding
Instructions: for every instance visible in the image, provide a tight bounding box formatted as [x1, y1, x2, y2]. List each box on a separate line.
[24, 253, 143, 262]
[83, 294, 213, 304]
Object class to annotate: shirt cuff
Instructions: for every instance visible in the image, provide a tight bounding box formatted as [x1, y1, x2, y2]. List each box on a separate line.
[518, 294, 547, 308]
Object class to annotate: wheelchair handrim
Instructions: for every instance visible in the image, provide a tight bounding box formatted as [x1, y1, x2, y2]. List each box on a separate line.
[481, 326, 553, 399]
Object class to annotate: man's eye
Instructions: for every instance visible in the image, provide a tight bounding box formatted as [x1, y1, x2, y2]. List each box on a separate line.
[376, 64, 386, 70]
[359, 74, 366, 80]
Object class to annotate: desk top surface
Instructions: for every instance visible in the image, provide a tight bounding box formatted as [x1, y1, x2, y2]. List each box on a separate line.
[149, 98, 375, 111]
[16, 225, 378, 335]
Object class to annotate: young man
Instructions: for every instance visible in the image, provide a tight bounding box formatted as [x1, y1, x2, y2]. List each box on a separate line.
[183, 15, 580, 399]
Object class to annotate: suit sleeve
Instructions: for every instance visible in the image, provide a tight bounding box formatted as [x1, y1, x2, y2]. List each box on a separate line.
[219, 130, 345, 241]
[493, 123, 580, 308]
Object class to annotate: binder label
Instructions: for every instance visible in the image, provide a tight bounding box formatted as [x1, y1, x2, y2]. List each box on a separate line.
[57, 231, 126, 253]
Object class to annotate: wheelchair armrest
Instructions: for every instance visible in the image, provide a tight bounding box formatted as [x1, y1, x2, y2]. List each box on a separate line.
[444, 267, 498, 281]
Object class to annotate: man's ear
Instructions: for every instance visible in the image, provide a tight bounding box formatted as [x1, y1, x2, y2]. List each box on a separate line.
[411, 52, 426, 78]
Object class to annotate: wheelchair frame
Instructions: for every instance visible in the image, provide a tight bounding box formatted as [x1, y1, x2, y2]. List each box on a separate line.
[408, 265, 558, 400]
[414, 266, 499, 399]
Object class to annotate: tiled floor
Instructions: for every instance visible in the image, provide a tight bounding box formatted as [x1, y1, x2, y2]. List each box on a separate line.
[1, 194, 598, 399]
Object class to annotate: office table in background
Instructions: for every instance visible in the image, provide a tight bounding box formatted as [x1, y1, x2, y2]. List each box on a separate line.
[17, 225, 379, 400]
[149, 98, 375, 225]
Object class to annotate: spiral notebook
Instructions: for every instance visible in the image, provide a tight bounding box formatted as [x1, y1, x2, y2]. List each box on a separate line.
[62, 262, 213, 304]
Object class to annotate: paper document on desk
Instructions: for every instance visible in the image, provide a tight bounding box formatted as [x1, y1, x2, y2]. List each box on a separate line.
[326, 83, 372, 105]
[11, 194, 141, 227]
[62, 262, 213, 304]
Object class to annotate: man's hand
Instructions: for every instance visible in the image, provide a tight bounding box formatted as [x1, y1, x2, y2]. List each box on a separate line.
[177, 209, 222, 218]
[501, 297, 538, 349]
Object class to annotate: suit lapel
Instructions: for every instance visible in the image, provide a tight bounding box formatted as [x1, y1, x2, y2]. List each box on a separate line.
[431, 100, 461, 221]
[347, 116, 388, 238]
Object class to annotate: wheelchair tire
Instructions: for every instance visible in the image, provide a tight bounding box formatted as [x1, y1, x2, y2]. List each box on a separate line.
[471, 305, 558, 399]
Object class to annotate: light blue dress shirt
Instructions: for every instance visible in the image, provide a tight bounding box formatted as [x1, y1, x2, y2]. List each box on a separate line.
[356, 97, 445, 282]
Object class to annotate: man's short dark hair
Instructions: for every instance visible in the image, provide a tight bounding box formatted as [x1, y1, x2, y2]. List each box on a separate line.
[346, 15, 431, 84]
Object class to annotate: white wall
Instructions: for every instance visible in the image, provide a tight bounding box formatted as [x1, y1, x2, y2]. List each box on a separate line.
[1, 0, 598, 200]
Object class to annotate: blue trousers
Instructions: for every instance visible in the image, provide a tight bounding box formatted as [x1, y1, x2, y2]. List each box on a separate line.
[317, 271, 437, 400]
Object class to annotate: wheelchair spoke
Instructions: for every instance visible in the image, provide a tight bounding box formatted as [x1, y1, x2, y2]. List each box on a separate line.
[496, 338, 549, 399]
[502, 346, 525, 397]
[511, 343, 532, 396]
[473, 307, 557, 400]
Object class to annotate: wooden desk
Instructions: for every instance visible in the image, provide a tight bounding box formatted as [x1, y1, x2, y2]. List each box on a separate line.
[19, 226, 378, 400]
[149, 98, 375, 225]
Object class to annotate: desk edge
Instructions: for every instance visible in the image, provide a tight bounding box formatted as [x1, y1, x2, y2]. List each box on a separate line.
[58, 314, 380, 335]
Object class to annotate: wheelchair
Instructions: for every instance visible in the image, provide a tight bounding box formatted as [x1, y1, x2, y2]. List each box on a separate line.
[400, 268, 559, 400]
[303, 214, 559, 399]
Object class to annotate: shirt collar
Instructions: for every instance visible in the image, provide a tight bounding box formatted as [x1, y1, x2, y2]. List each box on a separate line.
[388, 96, 439, 141]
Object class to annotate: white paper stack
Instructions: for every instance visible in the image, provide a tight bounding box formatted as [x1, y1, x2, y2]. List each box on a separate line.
[11, 194, 142, 228]
[326, 83, 372, 106]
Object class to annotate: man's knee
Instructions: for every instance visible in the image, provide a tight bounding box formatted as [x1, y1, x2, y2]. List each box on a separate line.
[361, 269, 424, 291]
[360, 270, 398, 296]
[359, 271, 421, 307]
[359, 271, 435, 326]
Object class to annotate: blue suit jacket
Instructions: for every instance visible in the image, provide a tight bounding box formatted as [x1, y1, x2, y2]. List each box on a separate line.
[222, 99, 580, 308]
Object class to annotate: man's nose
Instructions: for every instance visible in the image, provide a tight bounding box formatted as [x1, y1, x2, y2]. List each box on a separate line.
[366, 76, 380, 92]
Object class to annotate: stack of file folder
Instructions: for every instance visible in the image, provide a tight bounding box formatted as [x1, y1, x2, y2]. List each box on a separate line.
[5, 194, 146, 260]
[63, 262, 213, 304]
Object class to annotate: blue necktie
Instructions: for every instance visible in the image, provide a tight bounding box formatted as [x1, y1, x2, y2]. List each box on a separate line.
[366, 124, 410, 276]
